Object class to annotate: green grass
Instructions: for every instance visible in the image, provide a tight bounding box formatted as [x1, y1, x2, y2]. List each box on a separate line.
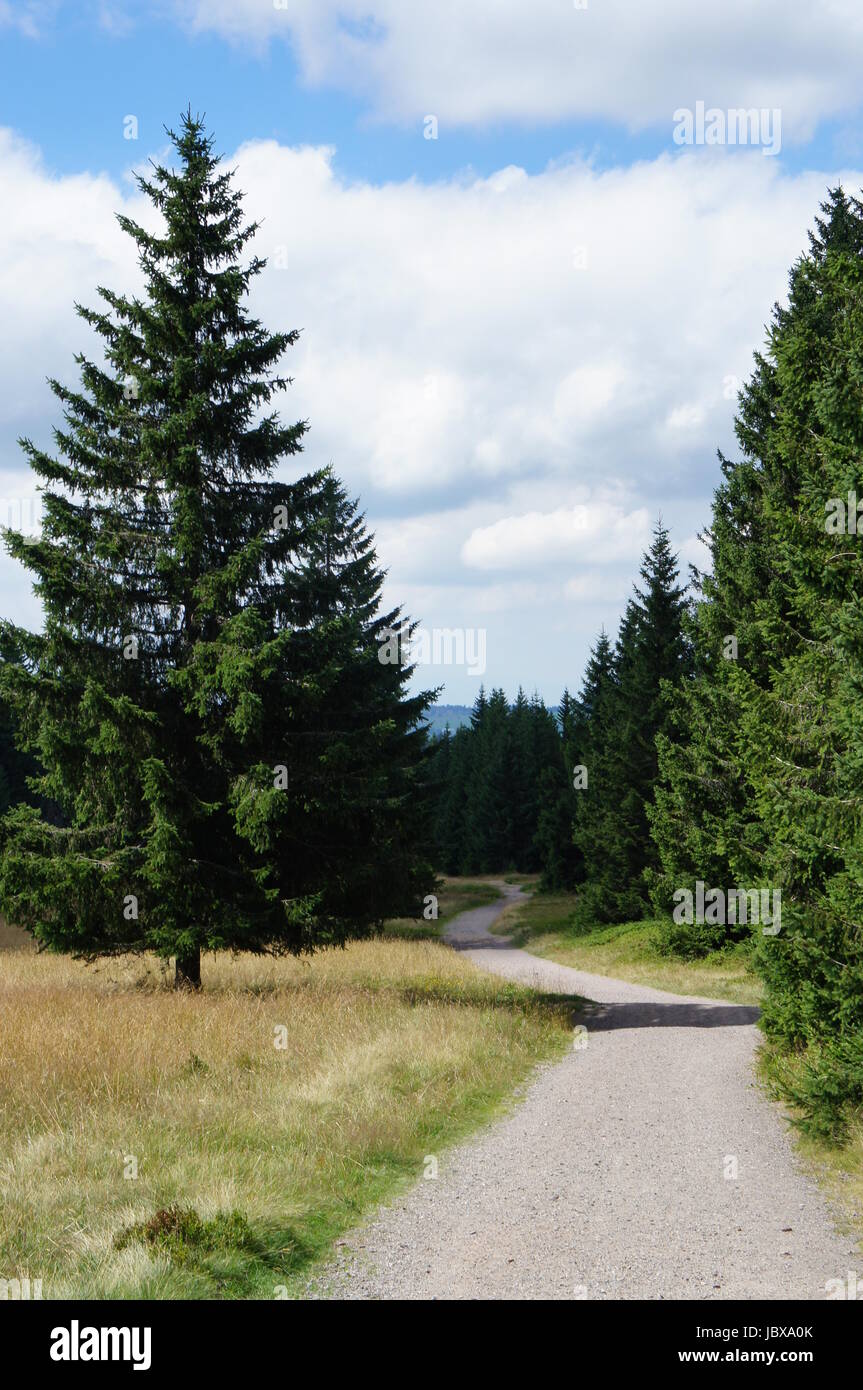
[497, 889, 762, 1005]
[379, 878, 504, 940]
[759, 1040, 863, 1252]
[0, 930, 573, 1300]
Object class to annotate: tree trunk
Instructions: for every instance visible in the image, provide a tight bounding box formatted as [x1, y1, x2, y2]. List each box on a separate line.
[175, 947, 202, 990]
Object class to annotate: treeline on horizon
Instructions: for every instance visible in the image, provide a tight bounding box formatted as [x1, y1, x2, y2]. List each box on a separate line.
[430, 187, 863, 1142]
[428, 519, 687, 921]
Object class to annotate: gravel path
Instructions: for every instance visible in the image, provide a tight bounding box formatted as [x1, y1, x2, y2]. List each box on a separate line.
[313, 884, 858, 1300]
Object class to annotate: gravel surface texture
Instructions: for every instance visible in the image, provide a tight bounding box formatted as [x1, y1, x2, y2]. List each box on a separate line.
[311, 883, 857, 1300]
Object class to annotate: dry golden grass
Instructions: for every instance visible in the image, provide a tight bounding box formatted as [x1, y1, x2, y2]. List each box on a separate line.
[0, 917, 30, 950]
[0, 934, 571, 1299]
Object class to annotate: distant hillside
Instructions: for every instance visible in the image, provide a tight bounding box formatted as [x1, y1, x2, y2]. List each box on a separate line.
[424, 704, 472, 737]
[424, 702, 561, 737]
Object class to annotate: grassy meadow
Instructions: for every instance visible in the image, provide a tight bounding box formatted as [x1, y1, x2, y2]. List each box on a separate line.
[0, 887, 573, 1300]
[379, 877, 503, 940]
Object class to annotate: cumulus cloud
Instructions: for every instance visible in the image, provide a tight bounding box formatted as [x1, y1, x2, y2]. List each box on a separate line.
[229, 139, 832, 516]
[0, 127, 855, 694]
[173, 0, 863, 138]
[461, 504, 651, 572]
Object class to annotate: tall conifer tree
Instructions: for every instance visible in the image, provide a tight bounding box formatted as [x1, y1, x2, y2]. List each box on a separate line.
[0, 113, 434, 985]
[649, 188, 863, 1134]
[575, 526, 689, 925]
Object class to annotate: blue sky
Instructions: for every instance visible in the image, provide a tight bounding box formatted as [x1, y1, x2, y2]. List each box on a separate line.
[3, 4, 863, 183]
[3, 0, 863, 701]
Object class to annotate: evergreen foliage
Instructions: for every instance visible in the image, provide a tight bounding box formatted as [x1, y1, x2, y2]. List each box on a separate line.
[428, 687, 566, 878]
[0, 695, 30, 816]
[0, 114, 435, 986]
[649, 188, 863, 1136]
[429, 524, 690, 906]
[3, 119, 861, 1138]
[573, 524, 691, 927]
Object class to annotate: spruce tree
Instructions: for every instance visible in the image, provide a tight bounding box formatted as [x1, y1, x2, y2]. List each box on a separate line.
[570, 629, 619, 921]
[533, 759, 578, 889]
[428, 724, 451, 863]
[575, 526, 690, 926]
[0, 113, 434, 986]
[0, 693, 29, 815]
[739, 190, 863, 1126]
[507, 688, 535, 868]
[557, 688, 577, 752]
[433, 725, 473, 874]
[470, 688, 512, 871]
[648, 187, 863, 1134]
[532, 693, 578, 889]
[649, 187, 863, 947]
[429, 687, 569, 878]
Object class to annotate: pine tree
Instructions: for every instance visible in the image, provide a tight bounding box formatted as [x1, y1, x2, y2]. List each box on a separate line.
[648, 187, 863, 1135]
[740, 190, 863, 1127]
[575, 527, 690, 926]
[0, 113, 434, 986]
[649, 187, 863, 945]
[569, 629, 618, 919]
[532, 692, 578, 889]
[470, 688, 512, 871]
[0, 692, 29, 814]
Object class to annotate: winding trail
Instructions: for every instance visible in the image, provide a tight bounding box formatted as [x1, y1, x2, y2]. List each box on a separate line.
[317, 883, 857, 1300]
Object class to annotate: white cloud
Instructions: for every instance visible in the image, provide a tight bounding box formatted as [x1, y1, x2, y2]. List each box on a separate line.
[174, 0, 863, 137]
[461, 504, 651, 572]
[0, 129, 146, 426]
[229, 141, 831, 512]
[667, 402, 707, 431]
[552, 365, 626, 437]
[0, 1, 51, 39]
[563, 572, 630, 604]
[679, 532, 712, 576]
[0, 127, 855, 695]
